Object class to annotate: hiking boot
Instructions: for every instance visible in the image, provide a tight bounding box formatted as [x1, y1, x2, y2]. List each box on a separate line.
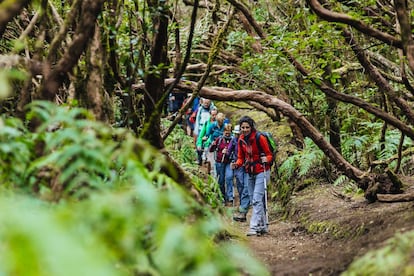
[257, 229, 269, 235]
[246, 230, 261, 236]
[246, 230, 256, 236]
[233, 212, 247, 222]
[225, 200, 233, 207]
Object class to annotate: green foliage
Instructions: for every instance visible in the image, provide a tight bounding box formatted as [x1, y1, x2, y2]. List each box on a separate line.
[0, 196, 118, 276]
[0, 117, 34, 187]
[274, 138, 325, 206]
[0, 101, 268, 275]
[344, 230, 414, 275]
[341, 121, 414, 171]
[163, 118, 197, 164]
[162, 119, 225, 207]
[278, 137, 325, 181]
[192, 174, 224, 208]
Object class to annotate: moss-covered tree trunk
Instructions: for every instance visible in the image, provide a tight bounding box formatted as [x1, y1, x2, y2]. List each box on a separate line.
[140, 0, 170, 149]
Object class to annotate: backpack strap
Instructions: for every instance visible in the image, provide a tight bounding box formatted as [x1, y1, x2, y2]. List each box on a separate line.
[256, 132, 264, 156]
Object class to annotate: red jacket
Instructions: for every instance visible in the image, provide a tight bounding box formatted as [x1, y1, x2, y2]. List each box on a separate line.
[235, 130, 273, 174]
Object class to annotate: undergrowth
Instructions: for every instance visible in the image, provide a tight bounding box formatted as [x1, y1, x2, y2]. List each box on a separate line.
[0, 101, 268, 275]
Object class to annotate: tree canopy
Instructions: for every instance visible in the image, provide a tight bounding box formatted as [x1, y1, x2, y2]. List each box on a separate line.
[2, 1, 414, 197]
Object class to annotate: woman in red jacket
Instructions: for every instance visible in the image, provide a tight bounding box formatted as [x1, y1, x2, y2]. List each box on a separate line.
[231, 116, 273, 236]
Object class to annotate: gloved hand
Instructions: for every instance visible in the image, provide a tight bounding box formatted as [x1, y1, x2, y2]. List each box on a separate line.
[260, 156, 267, 164]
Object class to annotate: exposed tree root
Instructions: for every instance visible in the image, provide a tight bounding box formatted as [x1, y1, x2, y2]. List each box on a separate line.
[377, 193, 414, 202]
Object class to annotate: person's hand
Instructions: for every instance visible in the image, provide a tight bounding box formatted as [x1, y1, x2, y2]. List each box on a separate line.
[222, 148, 227, 154]
[202, 136, 208, 141]
[230, 163, 237, 170]
[261, 156, 267, 163]
[197, 146, 201, 151]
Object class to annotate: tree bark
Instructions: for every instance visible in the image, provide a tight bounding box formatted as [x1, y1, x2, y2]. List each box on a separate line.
[394, 0, 414, 75]
[86, 24, 112, 122]
[140, 0, 170, 149]
[40, 0, 105, 101]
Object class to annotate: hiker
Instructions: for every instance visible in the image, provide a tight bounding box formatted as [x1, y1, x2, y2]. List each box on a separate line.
[184, 95, 200, 136]
[205, 112, 227, 177]
[167, 91, 187, 115]
[209, 124, 233, 205]
[231, 116, 273, 236]
[193, 98, 214, 143]
[227, 125, 250, 221]
[196, 107, 218, 166]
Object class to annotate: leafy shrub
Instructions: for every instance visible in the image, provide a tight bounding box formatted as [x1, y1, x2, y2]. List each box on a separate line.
[343, 230, 414, 275]
[0, 101, 269, 275]
[0, 117, 34, 188]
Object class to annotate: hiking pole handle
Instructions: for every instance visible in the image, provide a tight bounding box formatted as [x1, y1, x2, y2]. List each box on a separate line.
[260, 154, 268, 164]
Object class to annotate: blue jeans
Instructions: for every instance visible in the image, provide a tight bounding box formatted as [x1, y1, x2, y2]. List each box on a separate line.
[216, 162, 233, 202]
[234, 167, 249, 213]
[225, 163, 234, 202]
[246, 171, 270, 232]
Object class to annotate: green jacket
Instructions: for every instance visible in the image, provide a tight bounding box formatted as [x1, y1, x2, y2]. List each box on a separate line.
[196, 118, 214, 148]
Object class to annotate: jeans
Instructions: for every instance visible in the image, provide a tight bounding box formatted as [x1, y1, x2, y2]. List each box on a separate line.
[234, 167, 249, 213]
[246, 170, 270, 232]
[216, 162, 233, 202]
[207, 151, 216, 177]
[225, 163, 234, 202]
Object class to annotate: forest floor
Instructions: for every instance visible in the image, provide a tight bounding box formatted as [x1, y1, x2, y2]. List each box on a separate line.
[223, 176, 414, 275]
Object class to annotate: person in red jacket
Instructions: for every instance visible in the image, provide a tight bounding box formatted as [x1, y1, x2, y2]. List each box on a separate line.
[231, 116, 273, 236]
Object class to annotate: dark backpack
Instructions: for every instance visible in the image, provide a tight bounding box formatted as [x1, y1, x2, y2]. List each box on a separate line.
[256, 132, 277, 165]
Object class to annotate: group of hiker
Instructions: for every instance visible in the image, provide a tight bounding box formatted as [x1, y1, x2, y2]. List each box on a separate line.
[166, 94, 274, 236]
[183, 97, 274, 237]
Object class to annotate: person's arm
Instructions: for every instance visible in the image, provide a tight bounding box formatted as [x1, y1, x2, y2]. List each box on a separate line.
[196, 123, 207, 148]
[205, 121, 214, 137]
[209, 137, 219, 152]
[234, 139, 245, 168]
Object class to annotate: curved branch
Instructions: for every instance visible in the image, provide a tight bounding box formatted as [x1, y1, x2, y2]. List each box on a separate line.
[342, 28, 414, 125]
[306, 0, 402, 48]
[171, 79, 366, 180]
[285, 49, 414, 141]
[226, 0, 265, 39]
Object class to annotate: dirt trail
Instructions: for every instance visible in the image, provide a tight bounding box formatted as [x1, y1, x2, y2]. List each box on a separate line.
[231, 182, 414, 275]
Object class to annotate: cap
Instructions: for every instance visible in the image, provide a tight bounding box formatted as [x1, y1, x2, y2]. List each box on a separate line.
[233, 125, 240, 134]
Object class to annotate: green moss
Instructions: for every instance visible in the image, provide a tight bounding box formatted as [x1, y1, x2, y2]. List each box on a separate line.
[344, 231, 414, 275]
[298, 215, 366, 239]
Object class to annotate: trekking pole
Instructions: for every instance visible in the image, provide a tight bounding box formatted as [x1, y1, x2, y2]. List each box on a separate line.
[232, 167, 236, 209]
[262, 162, 269, 228]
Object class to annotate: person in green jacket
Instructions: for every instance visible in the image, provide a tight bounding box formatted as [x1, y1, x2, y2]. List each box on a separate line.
[196, 107, 218, 167]
[205, 112, 226, 177]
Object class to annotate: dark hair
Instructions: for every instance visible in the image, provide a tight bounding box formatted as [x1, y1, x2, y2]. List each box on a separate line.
[238, 116, 256, 131]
